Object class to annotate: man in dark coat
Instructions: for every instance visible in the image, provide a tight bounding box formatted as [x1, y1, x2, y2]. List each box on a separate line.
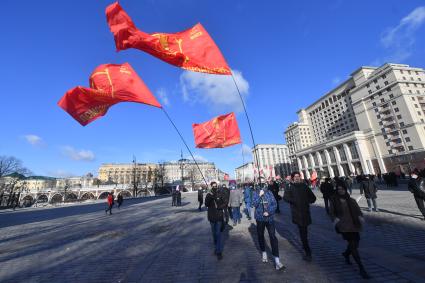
[205, 182, 227, 260]
[218, 184, 231, 225]
[198, 187, 204, 211]
[407, 169, 425, 220]
[268, 180, 281, 213]
[283, 172, 316, 261]
[360, 175, 379, 212]
[320, 177, 334, 215]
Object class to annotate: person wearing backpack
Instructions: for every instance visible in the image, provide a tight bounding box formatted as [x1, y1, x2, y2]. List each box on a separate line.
[408, 168, 425, 220]
[205, 182, 227, 260]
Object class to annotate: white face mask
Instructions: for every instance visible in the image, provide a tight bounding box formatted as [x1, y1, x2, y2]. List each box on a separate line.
[412, 174, 418, 179]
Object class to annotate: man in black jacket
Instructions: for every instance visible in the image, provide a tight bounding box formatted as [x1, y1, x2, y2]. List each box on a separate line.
[198, 187, 204, 211]
[360, 175, 379, 212]
[408, 169, 425, 220]
[205, 182, 226, 260]
[268, 179, 281, 213]
[283, 171, 317, 262]
[320, 178, 334, 215]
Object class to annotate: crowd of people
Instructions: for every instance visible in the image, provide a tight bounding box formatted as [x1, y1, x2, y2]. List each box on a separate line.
[196, 168, 425, 279]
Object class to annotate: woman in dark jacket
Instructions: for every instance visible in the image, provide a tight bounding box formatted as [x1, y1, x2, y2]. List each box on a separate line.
[330, 182, 370, 279]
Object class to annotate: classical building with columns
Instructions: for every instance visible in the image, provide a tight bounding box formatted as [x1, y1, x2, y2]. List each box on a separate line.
[252, 144, 291, 179]
[286, 63, 425, 178]
[234, 162, 254, 183]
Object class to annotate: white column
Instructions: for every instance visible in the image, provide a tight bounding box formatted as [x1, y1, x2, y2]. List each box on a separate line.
[371, 137, 387, 174]
[324, 149, 335, 178]
[297, 157, 303, 172]
[309, 153, 316, 168]
[354, 141, 370, 175]
[302, 156, 311, 179]
[333, 147, 345, 176]
[343, 143, 356, 174]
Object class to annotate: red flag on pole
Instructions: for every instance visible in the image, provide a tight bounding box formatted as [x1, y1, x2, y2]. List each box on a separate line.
[106, 2, 231, 75]
[192, 113, 241, 148]
[58, 63, 161, 126]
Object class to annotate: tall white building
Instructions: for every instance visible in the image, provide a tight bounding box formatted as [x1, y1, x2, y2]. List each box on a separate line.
[252, 144, 291, 179]
[234, 162, 254, 183]
[285, 63, 425, 178]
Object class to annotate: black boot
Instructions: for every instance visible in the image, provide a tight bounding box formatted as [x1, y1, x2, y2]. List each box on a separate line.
[342, 251, 351, 265]
[359, 268, 371, 279]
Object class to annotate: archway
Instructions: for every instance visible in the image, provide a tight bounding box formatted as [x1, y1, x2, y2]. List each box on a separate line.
[98, 191, 109, 199]
[119, 190, 132, 198]
[37, 194, 48, 203]
[22, 195, 34, 207]
[50, 194, 63, 203]
[65, 192, 78, 202]
[80, 192, 95, 201]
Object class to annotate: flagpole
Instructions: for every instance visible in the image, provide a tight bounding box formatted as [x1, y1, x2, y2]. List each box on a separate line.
[161, 107, 209, 188]
[230, 72, 262, 186]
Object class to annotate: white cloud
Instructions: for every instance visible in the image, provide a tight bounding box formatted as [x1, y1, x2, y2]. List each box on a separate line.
[23, 134, 43, 146]
[180, 69, 249, 113]
[61, 146, 95, 162]
[379, 6, 425, 62]
[156, 88, 170, 106]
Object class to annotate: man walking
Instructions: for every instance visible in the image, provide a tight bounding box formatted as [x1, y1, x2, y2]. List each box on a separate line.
[198, 187, 204, 211]
[117, 193, 123, 209]
[205, 182, 226, 260]
[320, 178, 334, 215]
[360, 175, 379, 212]
[229, 185, 243, 226]
[283, 172, 316, 262]
[252, 184, 285, 270]
[408, 169, 425, 220]
[105, 191, 114, 215]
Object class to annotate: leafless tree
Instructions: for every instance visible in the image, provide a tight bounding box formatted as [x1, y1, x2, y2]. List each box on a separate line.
[0, 155, 31, 178]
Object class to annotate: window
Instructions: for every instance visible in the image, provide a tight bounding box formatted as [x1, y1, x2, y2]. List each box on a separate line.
[381, 98, 385, 102]
[400, 122, 405, 127]
[384, 81, 389, 86]
[418, 112, 422, 116]
[373, 79, 377, 84]
[394, 107, 399, 112]
[400, 70, 404, 74]
[408, 146, 414, 150]
[402, 129, 407, 134]
[392, 101, 396, 105]
[382, 74, 387, 79]
[415, 104, 419, 108]
[409, 90, 413, 94]
[372, 102, 376, 106]
[366, 83, 370, 88]
[368, 90, 372, 94]
[374, 108, 378, 112]
[376, 85, 381, 90]
[397, 115, 402, 119]
[389, 94, 394, 98]
[419, 78, 422, 81]
[403, 76, 407, 80]
[412, 97, 416, 101]
[388, 150, 393, 154]
[408, 70, 411, 75]
[405, 137, 411, 142]
[386, 141, 390, 146]
[411, 77, 414, 81]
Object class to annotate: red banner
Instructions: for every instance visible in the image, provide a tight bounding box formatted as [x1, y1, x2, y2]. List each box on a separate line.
[106, 2, 231, 75]
[58, 63, 161, 126]
[192, 112, 241, 148]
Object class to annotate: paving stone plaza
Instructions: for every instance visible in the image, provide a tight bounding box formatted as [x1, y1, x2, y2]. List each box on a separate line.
[1, 182, 425, 283]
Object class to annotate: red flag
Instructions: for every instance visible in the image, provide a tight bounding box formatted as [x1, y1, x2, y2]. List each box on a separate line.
[58, 63, 161, 126]
[106, 2, 231, 75]
[192, 113, 241, 148]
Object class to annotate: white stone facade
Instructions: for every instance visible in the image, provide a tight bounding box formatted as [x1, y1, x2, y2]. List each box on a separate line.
[252, 144, 291, 179]
[234, 162, 254, 183]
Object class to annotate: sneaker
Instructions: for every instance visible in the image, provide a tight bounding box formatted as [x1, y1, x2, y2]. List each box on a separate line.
[262, 252, 268, 263]
[217, 253, 223, 260]
[275, 261, 286, 271]
[238, 219, 241, 224]
[233, 222, 237, 226]
[368, 208, 373, 212]
[374, 208, 379, 212]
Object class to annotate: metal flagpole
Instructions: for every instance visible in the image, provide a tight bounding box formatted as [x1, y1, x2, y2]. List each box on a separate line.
[161, 107, 209, 187]
[230, 72, 262, 185]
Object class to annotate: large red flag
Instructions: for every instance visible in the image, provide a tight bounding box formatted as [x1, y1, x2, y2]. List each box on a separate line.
[58, 63, 161, 126]
[106, 2, 231, 75]
[192, 113, 241, 148]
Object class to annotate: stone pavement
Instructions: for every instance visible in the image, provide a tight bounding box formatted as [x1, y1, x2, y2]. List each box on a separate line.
[0, 185, 424, 283]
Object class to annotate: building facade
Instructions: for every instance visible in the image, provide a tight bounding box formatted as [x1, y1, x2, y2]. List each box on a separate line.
[285, 63, 425, 178]
[252, 144, 291, 179]
[234, 162, 254, 183]
[98, 163, 157, 187]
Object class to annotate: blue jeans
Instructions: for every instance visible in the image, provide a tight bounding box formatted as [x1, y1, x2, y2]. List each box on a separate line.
[245, 202, 252, 218]
[210, 221, 223, 253]
[232, 207, 241, 223]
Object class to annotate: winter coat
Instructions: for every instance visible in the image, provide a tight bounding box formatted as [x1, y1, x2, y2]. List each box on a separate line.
[198, 189, 204, 202]
[229, 189, 243, 208]
[360, 179, 378, 199]
[320, 182, 335, 198]
[205, 192, 227, 222]
[252, 190, 277, 222]
[329, 196, 363, 233]
[283, 182, 316, 226]
[243, 187, 253, 204]
[408, 177, 425, 199]
[107, 194, 114, 206]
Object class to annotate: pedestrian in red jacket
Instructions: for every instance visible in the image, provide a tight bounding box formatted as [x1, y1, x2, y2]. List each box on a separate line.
[105, 191, 114, 215]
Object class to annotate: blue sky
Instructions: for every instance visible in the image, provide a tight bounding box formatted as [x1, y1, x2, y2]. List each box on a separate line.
[1, 0, 425, 178]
